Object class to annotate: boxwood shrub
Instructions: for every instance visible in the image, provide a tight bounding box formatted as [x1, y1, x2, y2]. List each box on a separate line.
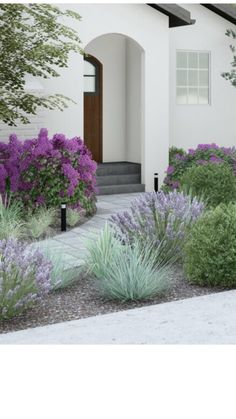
[180, 162, 236, 207]
[183, 203, 236, 287]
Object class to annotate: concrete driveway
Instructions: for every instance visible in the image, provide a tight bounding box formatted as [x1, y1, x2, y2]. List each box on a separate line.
[1, 290, 236, 344]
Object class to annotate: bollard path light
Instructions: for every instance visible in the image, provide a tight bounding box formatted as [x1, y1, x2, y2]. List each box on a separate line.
[154, 173, 159, 193]
[61, 203, 67, 232]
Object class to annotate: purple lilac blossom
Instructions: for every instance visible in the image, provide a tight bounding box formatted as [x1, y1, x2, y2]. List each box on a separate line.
[0, 164, 7, 193]
[0, 129, 97, 209]
[171, 181, 180, 189]
[196, 159, 208, 165]
[36, 195, 45, 205]
[197, 143, 219, 150]
[209, 156, 224, 164]
[166, 165, 175, 175]
[52, 133, 66, 149]
[175, 154, 186, 161]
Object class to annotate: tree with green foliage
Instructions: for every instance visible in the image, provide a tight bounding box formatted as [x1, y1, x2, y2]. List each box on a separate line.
[0, 4, 83, 126]
[222, 28, 236, 87]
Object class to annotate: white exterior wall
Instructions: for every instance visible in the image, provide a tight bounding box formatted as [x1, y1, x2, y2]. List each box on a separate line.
[0, 3, 169, 191]
[126, 38, 143, 163]
[170, 4, 236, 151]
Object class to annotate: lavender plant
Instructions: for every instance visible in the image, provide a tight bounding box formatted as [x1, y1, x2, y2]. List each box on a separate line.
[110, 191, 205, 262]
[0, 238, 52, 319]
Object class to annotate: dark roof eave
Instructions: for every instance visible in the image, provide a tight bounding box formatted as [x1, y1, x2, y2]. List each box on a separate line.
[147, 4, 196, 28]
[202, 4, 236, 25]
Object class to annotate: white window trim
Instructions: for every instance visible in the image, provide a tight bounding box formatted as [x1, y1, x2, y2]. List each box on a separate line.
[176, 49, 211, 106]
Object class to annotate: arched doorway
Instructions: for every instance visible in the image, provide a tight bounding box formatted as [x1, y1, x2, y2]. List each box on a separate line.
[84, 33, 144, 171]
[83, 55, 103, 162]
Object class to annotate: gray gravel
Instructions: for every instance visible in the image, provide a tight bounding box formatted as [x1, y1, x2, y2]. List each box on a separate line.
[0, 265, 224, 334]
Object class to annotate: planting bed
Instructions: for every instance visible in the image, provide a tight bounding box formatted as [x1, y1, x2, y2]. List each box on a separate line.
[26, 210, 95, 242]
[0, 265, 224, 335]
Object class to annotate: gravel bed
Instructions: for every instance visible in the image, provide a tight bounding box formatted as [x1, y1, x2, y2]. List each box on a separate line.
[0, 265, 225, 335]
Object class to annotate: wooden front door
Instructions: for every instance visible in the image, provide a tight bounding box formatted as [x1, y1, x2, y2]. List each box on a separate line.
[84, 55, 102, 162]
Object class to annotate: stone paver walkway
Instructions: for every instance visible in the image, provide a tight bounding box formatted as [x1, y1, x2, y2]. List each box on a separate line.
[31, 193, 140, 268]
[1, 290, 236, 344]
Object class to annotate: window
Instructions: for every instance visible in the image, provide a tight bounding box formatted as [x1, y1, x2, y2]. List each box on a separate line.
[84, 58, 97, 93]
[176, 51, 210, 105]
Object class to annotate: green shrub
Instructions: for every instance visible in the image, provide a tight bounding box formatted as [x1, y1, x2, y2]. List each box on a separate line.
[67, 208, 81, 227]
[180, 163, 236, 207]
[183, 203, 236, 287]
[82, 196, 97, 216]
[26, 207, 56, 239]
[163, 143, 236, 191]
[85, 225, 172, 301]
[169, 146, 186, 165]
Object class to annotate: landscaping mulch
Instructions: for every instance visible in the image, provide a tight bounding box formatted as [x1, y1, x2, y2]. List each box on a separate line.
[0, 264, 225, 335]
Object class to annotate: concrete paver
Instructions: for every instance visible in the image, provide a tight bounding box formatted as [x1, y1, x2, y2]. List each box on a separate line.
[31, 193, 140, 267]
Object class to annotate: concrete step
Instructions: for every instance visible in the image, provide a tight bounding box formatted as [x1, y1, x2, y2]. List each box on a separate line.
[96, 173, 141, 186]
[96, 162, 141, 176]
[97, 183, 145, 195]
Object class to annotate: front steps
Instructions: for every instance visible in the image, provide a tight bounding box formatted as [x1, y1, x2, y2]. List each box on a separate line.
[96, 162, 145, 195]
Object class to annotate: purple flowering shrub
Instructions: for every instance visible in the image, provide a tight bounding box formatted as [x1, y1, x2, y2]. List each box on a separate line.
[164, 144, 236, 191]
[110, 191, 205, 262]
[0, 238, 52, 319]
[0, 129, 97, 213]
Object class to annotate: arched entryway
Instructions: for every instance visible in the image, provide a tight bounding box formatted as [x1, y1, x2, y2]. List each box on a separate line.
[84, 33, 144, 170]
[83, 55, 103, 162]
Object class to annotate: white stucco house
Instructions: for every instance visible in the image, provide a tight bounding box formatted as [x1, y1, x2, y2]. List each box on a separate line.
[1, 3, 236, 193]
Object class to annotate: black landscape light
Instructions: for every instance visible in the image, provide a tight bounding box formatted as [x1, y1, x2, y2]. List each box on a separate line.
[61, 203, 67, 232]
[154, 173, 159, 192]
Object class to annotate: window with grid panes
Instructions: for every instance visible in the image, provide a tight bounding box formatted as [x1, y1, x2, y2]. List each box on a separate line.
[176, 51, 210, 105]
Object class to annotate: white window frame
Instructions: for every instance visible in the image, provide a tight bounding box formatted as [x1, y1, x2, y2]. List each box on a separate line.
[176, 49, 211, 106]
